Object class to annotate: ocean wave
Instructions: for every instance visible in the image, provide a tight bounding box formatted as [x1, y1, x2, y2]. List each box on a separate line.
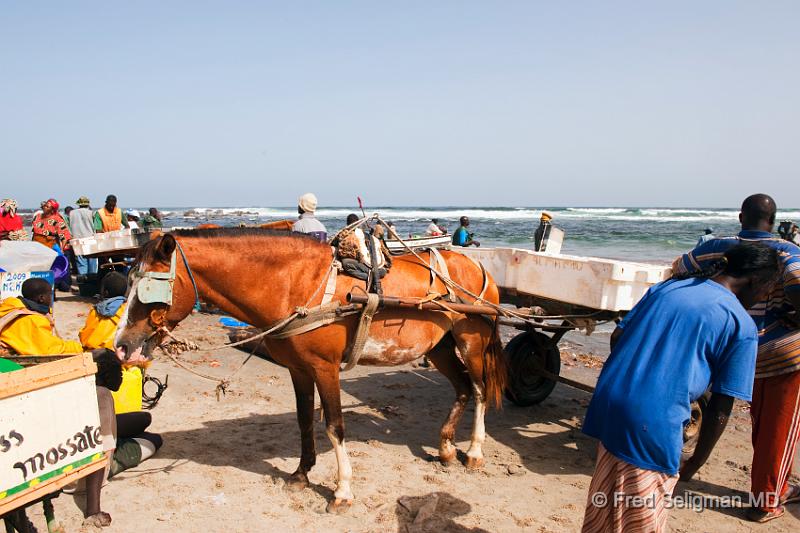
[164, 206, 800, 222]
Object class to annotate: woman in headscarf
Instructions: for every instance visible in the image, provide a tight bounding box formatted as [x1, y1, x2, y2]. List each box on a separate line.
[0, 198, 27, 241]
[31, 198, 71, 249]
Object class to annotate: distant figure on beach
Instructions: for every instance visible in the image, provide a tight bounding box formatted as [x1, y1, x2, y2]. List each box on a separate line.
[94, 195, 128, 233]
[583, 243, 779, 533]
[673, 193, 800, 524]
[534, 211, 553, 251]
[452, 216, 480, 247]
[425, 218, 445, 236]
[778, 220, 800, 246]
[696, 227, 715, 247]
[141, 208, 163, 231]
[292, 192, 327, 241]
[337, 213, 387, 280]
[70, 196, 98, 275]
[0, 278, 82, 355]
[125, 209, 141, 230]
[0, 198, 27, 241]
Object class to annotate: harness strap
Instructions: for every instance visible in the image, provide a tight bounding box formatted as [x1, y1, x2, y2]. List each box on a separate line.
[321, 263, 338, 306]
[342, 293, 380, 372]
[176, 242, 202, 312]
[269, 302, 356, 339]
[429, 248, 457, 302]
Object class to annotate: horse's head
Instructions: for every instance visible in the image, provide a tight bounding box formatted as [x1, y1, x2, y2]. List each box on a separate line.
[115, 233, 197, 365]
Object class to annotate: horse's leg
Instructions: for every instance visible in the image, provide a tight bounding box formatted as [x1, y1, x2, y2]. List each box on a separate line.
[452, 318, 492, 470]
[287, 368, 316, 491]
[426, 334, 473, 465]
[314, 369, 354, 514]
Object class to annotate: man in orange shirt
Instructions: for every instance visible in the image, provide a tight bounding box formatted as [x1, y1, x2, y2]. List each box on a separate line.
[93, 195, 129, 233]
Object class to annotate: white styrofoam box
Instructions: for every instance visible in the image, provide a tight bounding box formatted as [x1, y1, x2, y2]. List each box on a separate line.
[460, 247, 671, 312]
[70, 229, 150, 256]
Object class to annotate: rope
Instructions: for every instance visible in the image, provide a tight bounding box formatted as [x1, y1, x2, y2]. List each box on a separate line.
[149, 258, 337, 399]
[330, 213, 605, 323]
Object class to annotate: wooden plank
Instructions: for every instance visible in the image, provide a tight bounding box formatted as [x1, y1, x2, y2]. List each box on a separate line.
[0, 354, 96, 399]
[0, 457, 108, 516]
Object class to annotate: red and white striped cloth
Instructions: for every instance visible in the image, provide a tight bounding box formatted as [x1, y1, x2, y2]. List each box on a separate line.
[751, 369, 800, 511]
[583, 443, 678, 533]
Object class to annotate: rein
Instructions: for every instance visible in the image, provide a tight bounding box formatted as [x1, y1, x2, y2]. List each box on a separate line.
[135, 238, 337, 397]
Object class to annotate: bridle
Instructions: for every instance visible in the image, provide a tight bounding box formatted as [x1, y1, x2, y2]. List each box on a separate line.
[129, 240, 202, 339]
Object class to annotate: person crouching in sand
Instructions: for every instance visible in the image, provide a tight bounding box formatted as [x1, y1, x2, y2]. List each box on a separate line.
[581, 243, 779, 533]
[0, 278, 83, 355]
[79, 272, 128, 351]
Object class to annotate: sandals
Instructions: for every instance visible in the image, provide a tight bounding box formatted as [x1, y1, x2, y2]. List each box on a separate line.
[780, 484, 800, 505]
[745, 506, 785, 523]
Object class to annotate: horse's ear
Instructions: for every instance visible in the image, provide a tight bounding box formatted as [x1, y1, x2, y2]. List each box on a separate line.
[155, 234, 177, 261]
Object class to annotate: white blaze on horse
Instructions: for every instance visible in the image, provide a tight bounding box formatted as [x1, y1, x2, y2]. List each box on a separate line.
[114, 228, 506, 513]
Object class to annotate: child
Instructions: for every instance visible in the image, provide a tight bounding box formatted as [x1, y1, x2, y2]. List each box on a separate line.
[0, 277, 82, 354]
[79, 272, 128, 350]
[85, 349, 163, 527]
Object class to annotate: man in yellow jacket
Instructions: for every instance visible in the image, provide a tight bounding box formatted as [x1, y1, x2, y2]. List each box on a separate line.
[0, 278, 82, 354]
[80, 272, 128, 350]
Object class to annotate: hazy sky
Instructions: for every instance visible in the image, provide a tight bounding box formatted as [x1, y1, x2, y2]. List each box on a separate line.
[2, 2, 798, 208]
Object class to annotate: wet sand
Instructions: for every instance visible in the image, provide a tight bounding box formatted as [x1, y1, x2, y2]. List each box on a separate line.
[22, 296, 800, 532]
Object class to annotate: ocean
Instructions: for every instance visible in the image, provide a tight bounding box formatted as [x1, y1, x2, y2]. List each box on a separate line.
[152, 206, 800, 264]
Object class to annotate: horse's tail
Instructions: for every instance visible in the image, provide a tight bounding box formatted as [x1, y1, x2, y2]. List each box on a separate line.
[483, 317, 507, 409]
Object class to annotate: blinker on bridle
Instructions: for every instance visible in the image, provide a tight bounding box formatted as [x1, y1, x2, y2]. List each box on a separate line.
[132, 241, 202, 311]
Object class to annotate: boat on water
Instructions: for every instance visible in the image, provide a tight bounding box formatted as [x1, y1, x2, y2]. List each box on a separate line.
[384, 234, 451, 254]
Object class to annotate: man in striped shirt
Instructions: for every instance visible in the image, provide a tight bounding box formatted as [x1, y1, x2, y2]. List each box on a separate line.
[673, 193, 800, 522]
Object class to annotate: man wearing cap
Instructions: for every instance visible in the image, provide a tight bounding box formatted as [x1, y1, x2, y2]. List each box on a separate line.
[70, 196, 98, 275]
[292, 193, 327, 241]
[94, 194, 129, 233]
[534, 212, 553, 251]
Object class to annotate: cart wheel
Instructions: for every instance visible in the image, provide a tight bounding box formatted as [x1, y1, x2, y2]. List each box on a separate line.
[504, 331, 561, 406]
[681, 391, 711, 461]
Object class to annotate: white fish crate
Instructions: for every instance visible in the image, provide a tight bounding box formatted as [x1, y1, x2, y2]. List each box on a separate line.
[461, 247, 671, 312]
[0, 354, 108, 515]
[70, 229, 151, 256]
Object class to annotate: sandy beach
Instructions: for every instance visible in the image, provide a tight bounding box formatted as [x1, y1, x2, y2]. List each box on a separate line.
[20, 295, 800, 532]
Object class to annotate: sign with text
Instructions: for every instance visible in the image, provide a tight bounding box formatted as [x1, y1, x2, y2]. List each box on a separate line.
[0, 271, 55, 302]
[1, 374, 104, 500]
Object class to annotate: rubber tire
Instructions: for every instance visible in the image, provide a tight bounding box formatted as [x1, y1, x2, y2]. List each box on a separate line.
[681, 391, 711, 461]
[504, 331, 562, 407]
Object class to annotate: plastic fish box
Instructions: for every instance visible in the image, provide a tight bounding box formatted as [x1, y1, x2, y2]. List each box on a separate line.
[460, 247, 671, 312]
[70, 229, 151, 256]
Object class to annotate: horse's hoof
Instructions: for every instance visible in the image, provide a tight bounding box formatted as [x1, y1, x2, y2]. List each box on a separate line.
[326, 498, 353, 514]
[285, 472, 309, 493]
[465, 456, 484, 470]
[439, 451, 457, 466]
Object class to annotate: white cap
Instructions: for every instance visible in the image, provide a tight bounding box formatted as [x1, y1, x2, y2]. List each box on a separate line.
[298, 193, 318, 213]
[126, 209, 141, 218]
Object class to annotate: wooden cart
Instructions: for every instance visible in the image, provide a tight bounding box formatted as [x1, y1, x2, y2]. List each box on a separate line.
[1, 354, 108, 531]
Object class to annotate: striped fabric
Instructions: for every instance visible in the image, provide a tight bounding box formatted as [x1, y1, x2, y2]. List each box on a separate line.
[582, 443, 678, 533]
[750, 370, 800, 511]
[673, 230, 800, 378]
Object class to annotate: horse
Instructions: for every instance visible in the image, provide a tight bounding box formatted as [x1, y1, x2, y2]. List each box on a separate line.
[114, 228, 507, 513]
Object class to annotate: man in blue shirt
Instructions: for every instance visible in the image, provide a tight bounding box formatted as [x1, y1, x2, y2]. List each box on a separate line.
[451, 216, 480, 247]
[673, 194, 800, 522]
[582, 243, 779, 533]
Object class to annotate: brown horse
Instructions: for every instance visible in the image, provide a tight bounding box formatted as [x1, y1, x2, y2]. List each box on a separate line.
[114, 228, 506, 513]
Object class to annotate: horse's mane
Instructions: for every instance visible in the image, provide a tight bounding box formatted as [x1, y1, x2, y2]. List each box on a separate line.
[138, 227, 327, 264]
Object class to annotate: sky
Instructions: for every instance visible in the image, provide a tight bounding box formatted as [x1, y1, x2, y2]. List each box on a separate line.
[1, 1, 798, 209]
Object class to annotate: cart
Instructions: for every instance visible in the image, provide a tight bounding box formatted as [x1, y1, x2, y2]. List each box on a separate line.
[1, 354, 108, 532]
